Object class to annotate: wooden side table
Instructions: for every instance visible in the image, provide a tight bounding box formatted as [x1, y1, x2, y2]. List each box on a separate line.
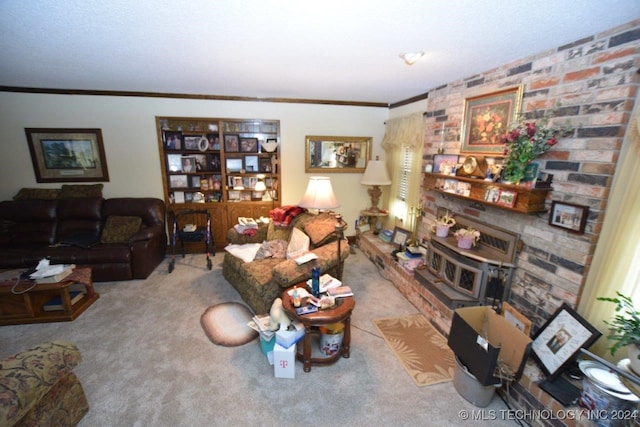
[282, 286, 355, 372]
[359, 209, 388, 233]
[0, 267, 99, 326]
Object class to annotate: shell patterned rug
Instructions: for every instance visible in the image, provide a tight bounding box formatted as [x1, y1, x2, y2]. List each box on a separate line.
[373, 313, 455, 387]
[200, 302, 258, 347]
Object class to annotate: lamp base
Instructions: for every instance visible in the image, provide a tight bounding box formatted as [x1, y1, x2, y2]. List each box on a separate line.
[367, 185, 383, 212]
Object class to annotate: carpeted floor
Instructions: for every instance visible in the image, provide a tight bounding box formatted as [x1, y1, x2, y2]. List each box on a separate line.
[374, 313, 455, 387]
[0, 249, 518, 426]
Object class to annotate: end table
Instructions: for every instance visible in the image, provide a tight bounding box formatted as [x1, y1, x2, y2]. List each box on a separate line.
[282, 285, 355, 372]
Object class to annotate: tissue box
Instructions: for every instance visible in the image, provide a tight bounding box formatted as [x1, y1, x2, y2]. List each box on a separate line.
[275, 321, 305, 349]
[273, 343, 296, 379]
[447, 306, 531, 386]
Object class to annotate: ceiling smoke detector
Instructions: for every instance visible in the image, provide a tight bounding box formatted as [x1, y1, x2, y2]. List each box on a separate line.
[399, 52, 425, 65]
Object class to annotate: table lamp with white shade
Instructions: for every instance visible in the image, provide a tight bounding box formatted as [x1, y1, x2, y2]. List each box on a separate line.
[361, 157, 391, 213]
[298, 176, 346, 280]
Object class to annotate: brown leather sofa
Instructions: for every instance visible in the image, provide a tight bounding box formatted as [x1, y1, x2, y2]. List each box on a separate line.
[0, 197, 167, 282]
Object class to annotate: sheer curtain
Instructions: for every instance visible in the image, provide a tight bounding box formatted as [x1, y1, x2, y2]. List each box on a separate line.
[381, 112, 424, 227]
[578, 95, 640, 361]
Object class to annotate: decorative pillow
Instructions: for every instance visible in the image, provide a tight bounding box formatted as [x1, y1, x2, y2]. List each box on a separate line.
[254, 239, 288, 260]
[303, 212, 337, 246]
[286, 227, 310, 259]
[100, 216, 142, 244]
[225, 243, 262, 263]
[60, 184, 104, 199]
[13, 188, 60, 200]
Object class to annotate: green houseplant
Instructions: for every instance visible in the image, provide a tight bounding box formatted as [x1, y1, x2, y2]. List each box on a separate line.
[597, 292, 640, 368]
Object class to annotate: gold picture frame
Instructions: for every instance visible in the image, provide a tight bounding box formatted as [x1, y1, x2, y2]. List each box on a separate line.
[25, 128, 110, 183]
[460, 86, 523, 155]
[305, 135, 371, 173]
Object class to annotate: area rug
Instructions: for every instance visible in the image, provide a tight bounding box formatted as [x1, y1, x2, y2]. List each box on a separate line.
[200, 302, 258, 347]
[373, 313, 455, 387]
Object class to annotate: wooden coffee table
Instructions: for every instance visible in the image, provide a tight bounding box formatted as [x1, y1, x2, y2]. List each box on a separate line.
[0, 267, 99, 326]
[282, 285, 355, 372]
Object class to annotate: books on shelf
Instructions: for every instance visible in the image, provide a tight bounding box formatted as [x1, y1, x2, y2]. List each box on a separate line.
[43, 290, 85, 311]
[327, 286, 354, 298]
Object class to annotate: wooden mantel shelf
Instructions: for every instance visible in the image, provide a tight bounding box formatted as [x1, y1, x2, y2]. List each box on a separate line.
[423, 173, 551, 214]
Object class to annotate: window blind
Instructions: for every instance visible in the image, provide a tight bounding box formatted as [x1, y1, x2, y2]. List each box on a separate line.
[396, 145, 413, 202]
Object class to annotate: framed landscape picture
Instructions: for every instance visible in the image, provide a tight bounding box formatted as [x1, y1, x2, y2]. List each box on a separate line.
[25, 128, 110, 182]
[460, 86, 523, 155]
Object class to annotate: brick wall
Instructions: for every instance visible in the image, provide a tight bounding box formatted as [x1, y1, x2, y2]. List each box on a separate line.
[417, 19, 640, 332]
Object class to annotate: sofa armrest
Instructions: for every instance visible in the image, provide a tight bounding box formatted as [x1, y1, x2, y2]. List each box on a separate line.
[0, 341, 82, 426]
[272, 239, 349, 286]
[129, 224, 164, 243]
[226, 223, 268, 244]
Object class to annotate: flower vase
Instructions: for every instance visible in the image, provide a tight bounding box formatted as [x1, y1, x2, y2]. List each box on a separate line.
[457, 236, 474, 249]
[435, 224, 450, 237]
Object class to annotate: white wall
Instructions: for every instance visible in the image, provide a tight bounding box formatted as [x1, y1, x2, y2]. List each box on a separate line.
[0, 91, 389, 234]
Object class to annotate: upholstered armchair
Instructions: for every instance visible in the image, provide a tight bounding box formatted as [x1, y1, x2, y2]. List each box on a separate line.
[0, 341, 89, 427]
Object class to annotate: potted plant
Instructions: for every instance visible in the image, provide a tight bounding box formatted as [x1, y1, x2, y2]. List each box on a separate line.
[431, 211, 456, 237]
[454, 226, 480, 249]
[597, 292, 640, 372]
[499, 118, 572, 184]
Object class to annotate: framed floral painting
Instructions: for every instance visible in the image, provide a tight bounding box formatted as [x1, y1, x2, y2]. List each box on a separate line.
[460, 86, 523, 155]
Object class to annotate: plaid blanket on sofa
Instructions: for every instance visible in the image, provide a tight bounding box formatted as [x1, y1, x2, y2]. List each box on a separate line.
[270, 205, 307, 227]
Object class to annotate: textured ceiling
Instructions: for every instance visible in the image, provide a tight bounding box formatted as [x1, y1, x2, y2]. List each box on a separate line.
[1, 1, 638, 105]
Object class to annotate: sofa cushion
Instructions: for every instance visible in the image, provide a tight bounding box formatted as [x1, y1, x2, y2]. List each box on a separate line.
[286, 227, 309, 259]
[100, 215, 142, 243]
[302, 212, 337, 246]
[60, 183, 103, 198]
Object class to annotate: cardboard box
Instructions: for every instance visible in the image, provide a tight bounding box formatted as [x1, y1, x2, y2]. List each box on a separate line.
[447, 306, 532, 386]
[273, 342, 296, 379]
[275, 321, 305, 349]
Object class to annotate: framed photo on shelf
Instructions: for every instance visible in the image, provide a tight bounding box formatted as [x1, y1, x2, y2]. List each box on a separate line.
[190, 176, 201, 188]
[531, 303, 601, 379]
[244, 155, 259, 172]
[305, 135, 371, 173]
[496, 190, 518, 208]
[228, 190, 240, 201]
[209, 153, 221, 171]
[167, 154, 182, 172]
[240, 137, 259, 153]
[163, 131, 183, 150]
[206, 133, 220, 150]
[233, 176, 244, 190]
[169, 175, 189, 189]
[226, 158, 243, 172]
[172, 191, 185, 204]
[181, 156, 196, 173]
[193, 154, 207, 171]
[484, 186, 501, 203]
[460, 86, 523, 155]
[391, 226, 411, 249]
[224, 134, 240, 152]
[433, 154, 459, 175]
[259, 157, 272, 172]
[25, 128, 110, 183]
[549, 201, 588, 234]
[183, 136, 200, 150]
